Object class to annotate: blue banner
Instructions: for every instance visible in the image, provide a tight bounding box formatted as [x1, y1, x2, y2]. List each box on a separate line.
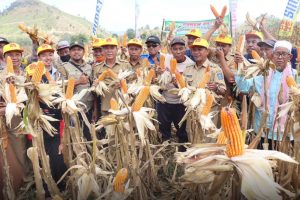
[92, 0, 104, 36]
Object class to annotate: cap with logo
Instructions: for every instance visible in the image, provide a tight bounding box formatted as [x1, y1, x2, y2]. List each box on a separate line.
[145, 35, 161, 44]
[191, 38, 209, 48]
[37, 44, 55, 55]
[127, 38, 143, 47]
[185, 29, 202, 38]
[102, 37, 118, 46]
[3, 43, 23, 55]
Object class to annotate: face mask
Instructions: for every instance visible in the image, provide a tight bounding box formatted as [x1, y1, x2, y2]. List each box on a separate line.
[60, 55, 70, 62]
[95, 56, 105, 63]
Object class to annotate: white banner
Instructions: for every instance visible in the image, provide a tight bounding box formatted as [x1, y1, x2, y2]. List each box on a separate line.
[229, 0, 238, 38]
[92, 0, 104, 36]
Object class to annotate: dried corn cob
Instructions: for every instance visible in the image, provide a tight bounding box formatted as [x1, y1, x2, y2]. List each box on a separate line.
[114, 168, 128, 193]
[31, 61, 45, 84]
[142, 58, 150, 68]
[123, 33, 127, 47]
[106, 69, 118, 79]
[9, 83, 17, 103]
[170, 58, 177, 74]
[132, 86, 150, 112]
[202, 92, 213, 116]
[220, 5, 227, 19]
[66, 78, 75, 99]
[198, 67, 211, 88]
[236, 35, 245, 53]
[251, 50, 261, 60]
[120, 79, 128, 93]
[44, 71, 52, 82]
[210, 5, 220, 18]
[110, 98, 118, 110]
[136, 68, 142, 77]
[98, 70, 109, 81]
[6, 56, 14, 74]
[160, 54, 166, 70]
[216, 131, 227, 144]
[175, 71, 186, 88]
[286, 76, 297, 87]
[144, 69, 155, 86]
[221, 107, 244, 157]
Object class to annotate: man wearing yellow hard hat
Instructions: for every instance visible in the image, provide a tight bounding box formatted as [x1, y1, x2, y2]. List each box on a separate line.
[2, 43, 24, 75]
[245, 30, 263, 60]
[93, 37, 131, 116]
[92, 38, 105, 64]
[127, 38, 143, 69]
[184, 38, 226, 126]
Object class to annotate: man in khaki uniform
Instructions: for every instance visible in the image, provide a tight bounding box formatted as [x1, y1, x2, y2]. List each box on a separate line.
[183, 38, 226, 124]
[127, 38, 144, 70]
[93, 37, 131, 115]
[60, 41, 94, 141]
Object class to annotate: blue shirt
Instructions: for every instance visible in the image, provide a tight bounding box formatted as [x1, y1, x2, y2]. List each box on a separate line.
[185, 49, 195, 62]
[141, 53, 161, 64]
[235, 69, 297, 140]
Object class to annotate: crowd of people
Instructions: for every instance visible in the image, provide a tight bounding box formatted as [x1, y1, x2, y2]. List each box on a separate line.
[0, 16, 299, 198]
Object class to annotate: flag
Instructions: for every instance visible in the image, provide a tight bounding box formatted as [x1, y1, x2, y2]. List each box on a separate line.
[92, 0, 104, 36]
[278, 0, 300, 37]
[229, 0, 238, 38]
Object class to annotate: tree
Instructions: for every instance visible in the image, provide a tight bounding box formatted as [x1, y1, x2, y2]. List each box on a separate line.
[126, 28, 135, 39]
[70, 33, 88, 43]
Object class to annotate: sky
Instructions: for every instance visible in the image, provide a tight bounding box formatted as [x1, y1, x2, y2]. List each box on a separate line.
[0, 0, 296, 33]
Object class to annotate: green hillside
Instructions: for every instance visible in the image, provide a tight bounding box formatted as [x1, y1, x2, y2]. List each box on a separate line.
[0, 0, 108, 45]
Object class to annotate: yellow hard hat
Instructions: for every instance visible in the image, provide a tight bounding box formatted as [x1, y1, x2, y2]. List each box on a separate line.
[37, 44, 54, 55]
[127, 38, 143, 47]
[92, 38, 104, 49]
[102, 37, 118, 46]
[245, 30, 263, 40]
[185, 29, 202, 38]
[215, 35, 233, 45]
[3, 43, 23, 55]
[191, 38, 209, 48]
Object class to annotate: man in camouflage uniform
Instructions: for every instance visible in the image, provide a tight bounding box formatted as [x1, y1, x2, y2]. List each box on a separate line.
[60, 41, 94, 141]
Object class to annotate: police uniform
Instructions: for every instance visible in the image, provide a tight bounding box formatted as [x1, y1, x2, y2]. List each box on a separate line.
[93, 58, 132, 112]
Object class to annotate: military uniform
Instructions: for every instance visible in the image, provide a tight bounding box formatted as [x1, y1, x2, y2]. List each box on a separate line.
[93, 58, 131, 112]
[60, 59, 94, 111]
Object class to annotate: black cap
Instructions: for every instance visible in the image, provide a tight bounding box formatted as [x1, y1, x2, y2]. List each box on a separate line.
[0, 37, 9, 45]
[257, 39, 276, 48]
[170, 37, 185, 47]
[70, 41, 84, 49]
[145, 35, 161, 44]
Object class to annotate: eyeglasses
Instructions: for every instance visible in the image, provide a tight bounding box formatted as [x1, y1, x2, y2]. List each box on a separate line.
[273, 51, 290, 58]
[147, 44, 159, 48]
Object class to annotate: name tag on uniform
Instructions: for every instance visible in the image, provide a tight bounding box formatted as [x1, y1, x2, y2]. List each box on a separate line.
[217, 72, 224, 80]
[185, 74, 193, 78]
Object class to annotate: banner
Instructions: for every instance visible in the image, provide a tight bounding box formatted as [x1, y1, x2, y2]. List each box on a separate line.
[92, 0, 104, 36]
[278, 0, 300, 37]
[229, 0, 238, 38]
[163, 15, 231, 37]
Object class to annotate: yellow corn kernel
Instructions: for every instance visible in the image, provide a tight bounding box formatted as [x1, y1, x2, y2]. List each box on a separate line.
[144, 69, 155, 86]
[175, 71, 186, 88]
[98, 70, 109, 81]
[66, 78, 75, 99]
[170, 58, 177, 74]
[251, 50, 261, 60]
[120, 79, 128, 94]
[160, 54, 166, 70]
[221, 107, 244, 157]
[110, 98, 118, 110]
[106, 69, 118, 79]
[210, 5, 220, 18]
[31, 61, 45, 84]
[132, 86, 150, 112]
[198, 67, 211, 88]
[6, 56, 14, 74]
[286, 75, 297, 88]
[216, 131, 227, 144]
[9, 83, 17, 103]
[114, 168, 128, 193]
[202, 92, 214, 116]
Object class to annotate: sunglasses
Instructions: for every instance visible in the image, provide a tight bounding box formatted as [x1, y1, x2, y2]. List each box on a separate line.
[147, 44, 159, 48]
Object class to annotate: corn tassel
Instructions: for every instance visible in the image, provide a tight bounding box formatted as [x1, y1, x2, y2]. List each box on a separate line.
[9, 83, 17, 103]
[65, 78, 75, 99]
[210, 5, 220, 18]
[216, 131, 227, 144]
[251, 50, 261, 61]
[221, 107, 244, 157]
[175, 71, 186, 88]
[113, 168, 128, 193]
[286, 75, 297, 88]
[110, 98, 118, 110]
[202, 93, 213, 116]
[106, 69, 118, 79]
[6, 56, 14, 74]
[132, 86, 150, 112]
[160, 54, 166, 70]
[31, 61, 45, 84]
[220, 5, 227, 19]
[98, 70, 109, 81]
[198, 67, 211, 88]
[44, 71, 52, 82]
[170, 58, 177, 74]
[120, 79, 128, 93]
[144, 69, 155, 86]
